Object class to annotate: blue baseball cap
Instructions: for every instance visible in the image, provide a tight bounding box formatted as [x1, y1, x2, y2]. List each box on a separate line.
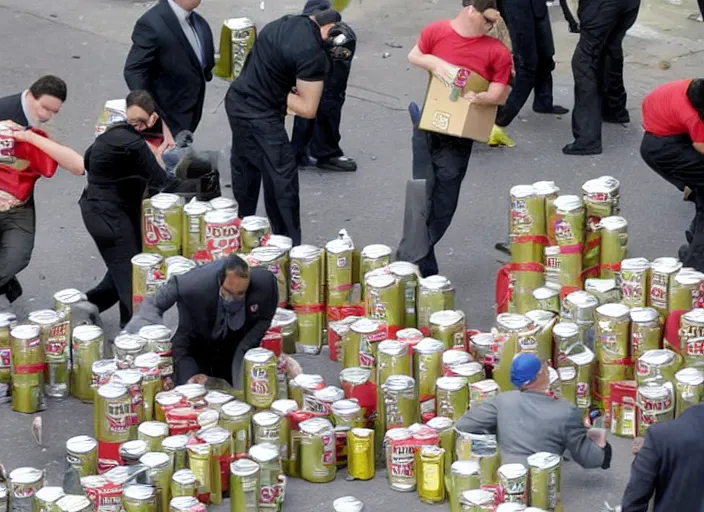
[510, 353, 542, 388]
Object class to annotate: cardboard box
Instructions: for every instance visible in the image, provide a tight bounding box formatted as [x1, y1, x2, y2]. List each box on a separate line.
[418, 72, 498, 143]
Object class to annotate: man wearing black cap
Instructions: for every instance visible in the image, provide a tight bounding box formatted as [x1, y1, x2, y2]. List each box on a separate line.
[455, 353, 612, 469]
[226, 9, 343, 246]
[290, 0, 358, 173]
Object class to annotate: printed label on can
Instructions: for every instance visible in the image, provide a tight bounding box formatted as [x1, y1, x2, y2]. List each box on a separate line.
[321, 431, 336, 466]
[390, 444, 415, 477]
[107, 400, 132, 433]
[518, 335, 537, 352]
[510, 200, 531, 234]
[125, 385, 143, 425]
[650, 273, 668, 309]
[576, 382, 590, 408]
[144, 207, 173, 246]
[0, 348, 10, 369]
[47, 321, 69, 357]
[188, 215, 201, 234]
[250, 365, 272, 397]
[422, 462, 440, 491]
[686, 339, 704, 356]
[205, 223, 241, 260]
[84, 482, 122, 512]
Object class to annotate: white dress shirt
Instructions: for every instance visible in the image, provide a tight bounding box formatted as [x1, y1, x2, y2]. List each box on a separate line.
[167, 0, 204, 66]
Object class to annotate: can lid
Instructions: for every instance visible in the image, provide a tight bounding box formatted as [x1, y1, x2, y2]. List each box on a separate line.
[638, 382, 672, 401]
[119, 440, 148, 458]
[139, 452, 171, 468]
[338, 367, 372, 386]
[675, 269, 704, 285]
[204, 208, 238, 224]
[630, 307, 660, 324]
[496, 313, 532, 332]
[221, 400, 253, 417]
[209, 196, 237, 210]
[244, 347, 276, 364]
[384, 427, 413, 441]
[471, 379, 500, 394]
[35, 487, 65, 503]
[350, 318, 382, 335]
[314, 386, 345, 403]
[155, 391, 183, 407]
[584, 278, 618, 294]
[436, 376, 469, 392]
[98, 382, 128, 399]
[526, 452, 561, 470]
[66, 435, 98, 454]
[138, 324, 172, 341]
[272, 308, 297, 327]
[557, 367, 576, 381]
[171, 469, 197, 487]
[567, 347, 595, 366]
[525, 310, 556, 326]
[684, 308, 704, 325]
[73, 324, 103, 342]
[553, 322, 579, 338]
[640, 349, 677, 367]
[532, 287, 559, 300]
[198, 426, 231, 445]
[169, 497, 201, 511]
[377, 339, 408, 357]
[360, 244, 392, 259]
[130, 253, 163, 268]
[451, 362, 485, 379]
[183, 199, 211, 216]
[114, 334, 147, 353]
[651, 257, 682, 274]
[54, 288, 84, 305]
[138, 422, 169, 438]
[135, 352, 161, 370]
[9, 467, 43, 485]
[470, 332, 495, 348]
[415, 337, 445, 354]
[113, 369, 143, 386]
[548, 367, 559, 385]
[79, 476, 107, 489]
[332, 496, 365, 512]
[498, 463, 528, 479]
[599, 216, 627, 231]
[565, 290, 599, 310]
[364, 272, 396, 289]
[553, 194, 583, 212]
[620, 257, 651, 272]
[382, 375, 415, 391]
[676, 367, 704, 386]
[197, 409, 219, 429]
[186, 444, 212, 457]
[264, 234, 293, 251]
[387, 261, 419, 278]
[419, 275, 452, 291]
[289, 244, 323, 260]
[509, 184, 536, 199]
[28, 309, 60, 326]
[10, 324, 41, 340]
[165, 255, 190, 267]
[174, 383, 207, 400]
[248, 443, 280, 463]
[582, 175, 619, 196]
[460, 489, 495, 505]
[495, 504, 527, 512]
[596, 303, 631, 319]
[249, 246, 286, 265]
[252, 411, 281, 427]
[299, 417, 334, 434]
[241, 215, 271, 232]
[442, 350, 471, 367]
[56, 495, 92, 512]
[230, 458, 260, 478]
[426, 416, 454, 432]
[150, 193, 181, 210]
[325, 238, 353, 255]
[123, 485, 156, 501]
[396, 328, 423, 343]
[451, 460, 480, 476]
[532, 180, 559, 196]
[161, 435, 189, 451]
[292, 373, 325, 390]
[350, 427, 373, 438]
[420, 445, 444, 457]
[205, 390, 235, 407]
[429, 310, 464, 328]
[331, 399, 361, 416]
[167, 262, 197, 279]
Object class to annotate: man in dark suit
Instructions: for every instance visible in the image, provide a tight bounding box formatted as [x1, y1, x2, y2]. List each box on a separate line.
[621, 403, 704, 511]
[124, 0, 215, 144]
[125, 254, 280, 390]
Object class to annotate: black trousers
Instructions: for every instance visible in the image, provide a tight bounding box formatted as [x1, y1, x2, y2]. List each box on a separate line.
[411, 127, 473, 277]
[640, 132, 704, 270]
[570, 0, 640, 148]
[0, 201, 35, 289]
[291, 59, 353, 162]
[228, 115, 302, 246]
[80, 194, 141, 327]
[496, 0, 556, 127]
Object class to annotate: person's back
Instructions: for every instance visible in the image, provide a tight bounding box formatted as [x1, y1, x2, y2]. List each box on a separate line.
[642, 79, 702, 139]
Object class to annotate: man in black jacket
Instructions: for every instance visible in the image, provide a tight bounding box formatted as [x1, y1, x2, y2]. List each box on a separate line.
[125, 254, 280, 389]
[124, 0, 215, 144]
[622, 403, 704, 511]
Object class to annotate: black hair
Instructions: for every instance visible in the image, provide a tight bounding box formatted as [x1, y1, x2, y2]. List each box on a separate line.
[29, 75, 67, 103]
[126, 90, 157, 115]
[461, 0, 497, 10]
[313, 8, 342, 26]
[220, 254, 250, 280]
[687, 79, 704, 121]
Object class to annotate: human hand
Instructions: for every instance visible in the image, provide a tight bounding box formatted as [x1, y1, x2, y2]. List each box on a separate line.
[0, 120, 25, 131]
[632, 436, 645, 455]
[188, 373, 208, 385]
[433, 62, 461, 86]
[587, 427, 608, 448]
[280, 354, 302, 380]
[463, 90, 477, 104]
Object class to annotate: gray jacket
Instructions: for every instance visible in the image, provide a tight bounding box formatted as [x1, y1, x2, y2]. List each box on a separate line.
[455, 390, 610, 469]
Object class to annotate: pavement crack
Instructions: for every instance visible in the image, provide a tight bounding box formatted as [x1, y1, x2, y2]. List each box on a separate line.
[346, 93, 405, 111]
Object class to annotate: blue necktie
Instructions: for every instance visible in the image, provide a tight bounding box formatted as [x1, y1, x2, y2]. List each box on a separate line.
[186, 14, 204, 66]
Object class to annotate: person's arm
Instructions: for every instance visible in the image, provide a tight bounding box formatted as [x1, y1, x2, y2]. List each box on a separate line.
[693, 142, 704, 154]
[621, 429, 658, 512]
[408, 44, 460, 85]
[13, 129, 85, 175]
[463, 44, 513, 107]
[124, 19, 158, 93]
[287, 81, 324, 119]
[454, 399, 499, 434]
[132, 135, 173, 189]
[564, 406, 611, 469]
[123, 276, 181, 334]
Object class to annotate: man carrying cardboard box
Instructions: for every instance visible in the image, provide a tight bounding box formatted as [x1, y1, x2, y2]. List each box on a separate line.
[405, 0, 513, 277]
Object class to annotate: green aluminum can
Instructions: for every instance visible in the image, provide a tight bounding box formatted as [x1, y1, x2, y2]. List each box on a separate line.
[181, 200, 210, 260]
[619, 258, 651, 309]
[198, 427, 232, 506]
[331, 399, 364, 467]
[122, 485, 157, 512]
[435, 376, 469, 421]
[384, 428, 416, 492]
[272, 399, 299, 467]
[66, 436, 98, 479]
[649, 258, 683, 319]
[326, 238, 355, 308]
[142, 193, 184, 258]
[168, 497, 203, 512]
[289, 374, 326, 410]
[131, 253, 165, 315]
[186, 444, 212, 502]
[289, 245, 325, 354]
[630, 308, 662, 363]
[0, 314, 16, 384]
[637, 382, 675, 437]
[28, 309, 70, 399]
[379, 375, 418, 431]
[170, 469, 196, 498]
[557, 367, 576, 405]
[252, 412, 284, 457]
[675, 367, 704, 417]
[469, 379, 500, 407]
[249, 247, 290, 309]
[52, 289, 81, 341]
[584, 278, 621, 305]
[244, 347, 278, 410]
[161, 436, 188, 472]
[426, 416, 455, 478]
[418, 276, 455, 333]
[229, 459, 260, 512]
[140, 452, 173, 512]
[416, 445, 445, 504]
[413, 338, 444, 420]
[509, 184, 546, 264]
[271, 309, 298, 355]
[532, 287, 560, 315]
[299, 418, 337, 483]
[525, 310, 557, 364]
[136, 352, 163, 421]
[376, 340, 411, 386]
[248, 443, 284, 510]
[552, 195, 585, 247]
[138, 325, 173, 385]
[527, 452, 561, 511]
[359, 245, 392, 291]
[498, 463, 528, 504]
[429, 310, 467, 351]
[459, 489, 495, 510]
[635, 349, 680, 385]
[670, 269, 704, 312]
[33, 487, 64, 512]
[220, 400, 253, 456]
[594, 303, 631, 380]
[306, 386, 344, 417]
[138, 422, 169, 452]
[10, 325, 45, 414]
[113, 334, 147, 370]
[449, 461, 481, 512]
[454, 433, 500, 486]
[365, 272, 404, 338]
[10, 467, 45, 512]
[71, 325, 104, 403]
[552, 322, 581, 367]
[598, 216, 628, 279]
[344, 318, 385, 372]
[566, 348, 595, 411]
[55, 495, 92, 512]
[241, 216, 272, 254]
[388, 261, 420, 329]
[113, 369, 145, 433]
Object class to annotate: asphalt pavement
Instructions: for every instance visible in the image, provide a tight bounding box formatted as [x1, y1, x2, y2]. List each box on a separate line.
[1, 0, 703, 509]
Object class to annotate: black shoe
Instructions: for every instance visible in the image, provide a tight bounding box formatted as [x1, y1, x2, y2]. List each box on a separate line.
[562, 142, 602, 156]
[316, 156, 357, 172]
[4, 277, 22, 303]
[296, 154, 315, 168]
[534, 105, 569, 115]
[603, 112, 630, 124]
[495, 241, 511, 255]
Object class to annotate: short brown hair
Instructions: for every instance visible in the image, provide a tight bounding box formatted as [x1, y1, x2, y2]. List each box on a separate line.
[462, 0, 497, 10]
[29, 75, 67, 103]
[126, 90, 156, 115]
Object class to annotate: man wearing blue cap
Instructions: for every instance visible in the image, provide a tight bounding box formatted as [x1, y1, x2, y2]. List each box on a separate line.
[455, 352, 612, 469]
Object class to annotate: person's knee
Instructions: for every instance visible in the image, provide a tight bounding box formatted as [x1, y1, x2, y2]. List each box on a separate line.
[0, 245, 32, 283]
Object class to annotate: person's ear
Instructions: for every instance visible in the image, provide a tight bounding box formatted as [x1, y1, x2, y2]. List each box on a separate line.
[148, 112, 159, 128]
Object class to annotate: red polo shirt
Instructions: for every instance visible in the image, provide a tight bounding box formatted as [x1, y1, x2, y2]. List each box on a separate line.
[642, 79, 704, 142]
[0, 127, 58, 203]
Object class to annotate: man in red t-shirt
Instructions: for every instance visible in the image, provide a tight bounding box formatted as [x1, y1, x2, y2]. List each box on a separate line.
[404, 0, 513, 277]
[640, 78, 704, 270]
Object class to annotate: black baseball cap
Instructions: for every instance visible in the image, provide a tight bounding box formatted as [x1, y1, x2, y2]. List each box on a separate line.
[312, 8, 342, 25]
